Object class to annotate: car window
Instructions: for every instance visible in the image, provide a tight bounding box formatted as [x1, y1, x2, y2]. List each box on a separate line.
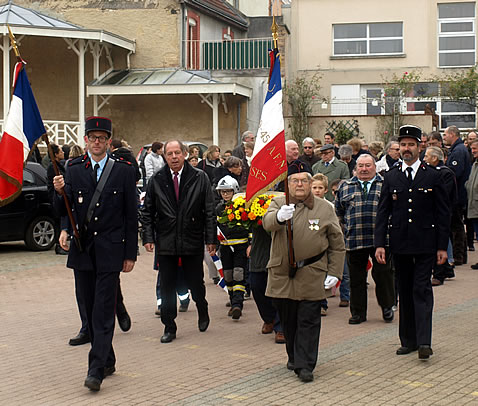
[23, 170, 36, 185]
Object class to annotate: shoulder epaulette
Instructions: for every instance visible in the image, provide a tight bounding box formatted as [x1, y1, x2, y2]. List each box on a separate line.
[112, 156, 132, 165]
[386, 163, 400, 172]
[68, 154, 87, 166]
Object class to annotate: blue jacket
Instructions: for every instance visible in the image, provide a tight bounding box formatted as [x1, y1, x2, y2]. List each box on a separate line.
[55, 154, 138, 272]
[375, 162, 450, 254]
[446, 138, 471, 207]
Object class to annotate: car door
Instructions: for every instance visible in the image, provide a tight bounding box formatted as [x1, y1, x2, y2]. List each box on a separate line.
[0, 169, 36, 241]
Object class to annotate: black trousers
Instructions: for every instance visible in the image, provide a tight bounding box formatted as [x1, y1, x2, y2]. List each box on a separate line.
[393, 254, 435, 348]
[74, 269, 119, 380]
[250, 272, 282, 332]
[273, 298, 321, 372]
[76, 276, 126, 335]
[346, 247, 395, 318]
[220, 243, 247, 309]
[451, 206, 466, 263]
[159, 254, 208, 334]
[465, 215, 475, 248]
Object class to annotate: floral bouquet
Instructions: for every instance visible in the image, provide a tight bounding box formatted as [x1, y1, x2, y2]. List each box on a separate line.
[217, 192, 281, 229]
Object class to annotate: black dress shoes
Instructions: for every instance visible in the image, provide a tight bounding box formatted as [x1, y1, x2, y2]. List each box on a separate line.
[418, 345, 433, 359]
[298, 369, 314, 383]
[161, 333, 176, 343]
[287, 361, 294, 370]
[69, 332, 90, 346]
[104, 366, 116, 377]
[198, 315, 210, 332]
[348, 315, 366, 324]
[160, 332, 176, 343]
[382, 307, 394, 323]
[84, 376, 101, 391]
[117, 311, 131, 332]
[396, 346, 418, 355]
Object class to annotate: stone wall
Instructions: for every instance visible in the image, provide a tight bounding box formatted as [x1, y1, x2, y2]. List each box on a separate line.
[13, 0, 181, 68]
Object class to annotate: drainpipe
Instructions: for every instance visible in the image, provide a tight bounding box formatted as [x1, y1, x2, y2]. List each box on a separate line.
[181, 3, 186, 68]
[126, 50, 133, 70]
[236, 102, 241, 146]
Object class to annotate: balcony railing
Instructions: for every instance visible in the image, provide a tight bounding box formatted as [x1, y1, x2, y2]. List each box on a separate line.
[0, 120, 81, 147]
[184, 37, 274, 70]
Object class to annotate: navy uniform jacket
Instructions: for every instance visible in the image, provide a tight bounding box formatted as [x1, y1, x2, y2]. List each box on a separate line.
[374, 161, 450, 255]
[55, 154, 138, 271]
[446, 138, 471, 207]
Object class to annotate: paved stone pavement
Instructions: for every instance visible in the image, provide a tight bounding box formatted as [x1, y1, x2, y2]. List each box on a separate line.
[1, 241, 478, 405]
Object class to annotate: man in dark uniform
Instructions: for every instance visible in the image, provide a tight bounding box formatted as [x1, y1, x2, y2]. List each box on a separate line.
[443, 125, 471, 265]
[53, 116, 138, 391]
[375, 125, 450, 360]
[141, 140, 216, 343]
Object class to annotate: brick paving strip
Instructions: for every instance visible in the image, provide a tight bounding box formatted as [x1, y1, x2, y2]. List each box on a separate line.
[1, 243, 478, 405]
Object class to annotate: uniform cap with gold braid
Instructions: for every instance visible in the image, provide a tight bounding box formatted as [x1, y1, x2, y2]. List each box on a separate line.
[85, 116, 112, 135]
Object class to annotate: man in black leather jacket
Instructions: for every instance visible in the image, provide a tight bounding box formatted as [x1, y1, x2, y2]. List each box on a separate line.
[141, 140, 217, 343]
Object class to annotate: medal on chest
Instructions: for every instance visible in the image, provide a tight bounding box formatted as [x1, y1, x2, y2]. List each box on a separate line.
[309, 219, 320, 231]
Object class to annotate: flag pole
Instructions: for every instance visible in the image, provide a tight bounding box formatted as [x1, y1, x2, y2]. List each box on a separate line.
[271, 16, 297, 277]
[7, 26, 82, 251]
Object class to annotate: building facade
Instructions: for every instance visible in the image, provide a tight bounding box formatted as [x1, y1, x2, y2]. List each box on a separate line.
[0, 0, 288, 153]
[287, 0, 477, 142]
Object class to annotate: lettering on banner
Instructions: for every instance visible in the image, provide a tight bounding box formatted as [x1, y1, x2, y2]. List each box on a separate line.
[250, 166, 268, 181]
[266, 146, 287, 170]
[260, 131, 270, 143]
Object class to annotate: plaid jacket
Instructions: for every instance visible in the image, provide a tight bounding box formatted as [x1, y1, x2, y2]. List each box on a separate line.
[335, 174, 385, 251]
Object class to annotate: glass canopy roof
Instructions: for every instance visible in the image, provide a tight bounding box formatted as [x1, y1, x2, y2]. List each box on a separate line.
[91, 69, 218, 86]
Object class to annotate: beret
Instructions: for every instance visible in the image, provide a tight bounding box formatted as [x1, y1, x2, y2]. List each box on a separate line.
[288, 160, 313, 176]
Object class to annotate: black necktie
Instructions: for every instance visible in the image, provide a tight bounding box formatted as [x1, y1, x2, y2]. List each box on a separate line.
[406, 167, 413, 183]
[94, 163, 100, 185]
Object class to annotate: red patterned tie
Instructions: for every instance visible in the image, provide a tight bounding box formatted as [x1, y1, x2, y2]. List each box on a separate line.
[173, 172, 179, 200]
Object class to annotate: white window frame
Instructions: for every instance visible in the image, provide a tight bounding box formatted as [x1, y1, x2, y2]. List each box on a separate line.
[402, 97, 476, 130]
[437, 3, 476, 68]
[332, 22, 403, 57]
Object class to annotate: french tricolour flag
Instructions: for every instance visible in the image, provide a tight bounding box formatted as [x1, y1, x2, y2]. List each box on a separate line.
[245, 49, 287, 204]
[0, 62, 46, 206]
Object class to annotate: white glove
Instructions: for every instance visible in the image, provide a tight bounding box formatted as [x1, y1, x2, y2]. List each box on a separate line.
[277, 204, 295, 222]
[324, 275, 339, 290]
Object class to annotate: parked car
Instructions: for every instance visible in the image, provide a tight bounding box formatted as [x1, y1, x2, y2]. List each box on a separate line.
[0, 162, 59, 250]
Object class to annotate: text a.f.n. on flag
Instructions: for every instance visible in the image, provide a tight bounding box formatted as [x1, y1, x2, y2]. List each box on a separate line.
[0, 62, 46, 206]
[245, 49, 287, 204]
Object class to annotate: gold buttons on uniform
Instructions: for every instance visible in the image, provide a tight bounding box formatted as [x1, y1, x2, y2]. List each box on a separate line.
[94, 231, 98, 236]
[408, 199, 412, 203]
[94, 217, 98, 221]
[408, 209, 412, 212]
[408, 219, 412, 223]
[409, 189, 412, 192]
[96, 203, 100, 207]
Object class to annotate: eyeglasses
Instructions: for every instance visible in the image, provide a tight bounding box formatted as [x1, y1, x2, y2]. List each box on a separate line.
[289, 178, 310, 185]
[88, 134, 109, 143]
[303, 146, 313, 149]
